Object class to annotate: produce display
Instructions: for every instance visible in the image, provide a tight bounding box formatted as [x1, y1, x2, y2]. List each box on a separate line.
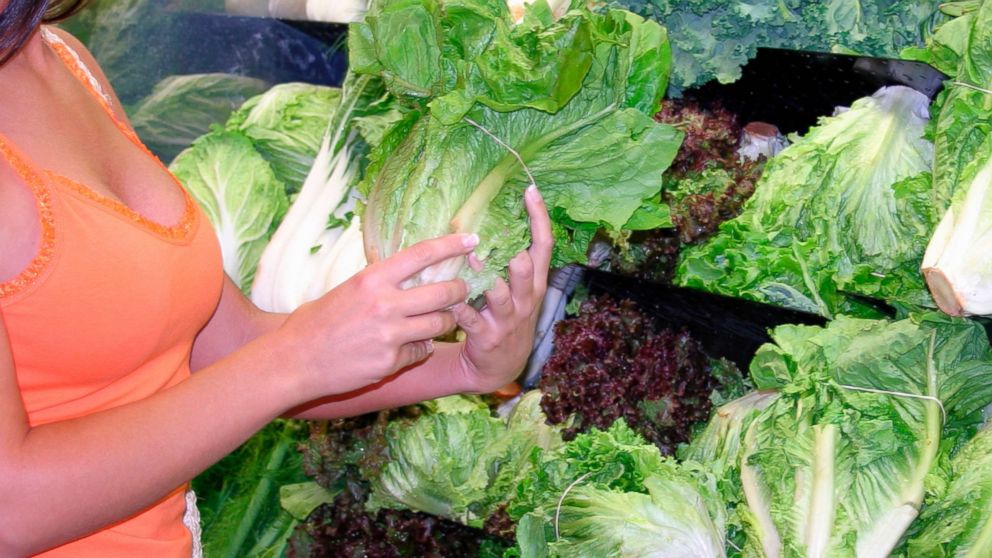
[677, 84, 937, 318]
[65, 0, 992, 555]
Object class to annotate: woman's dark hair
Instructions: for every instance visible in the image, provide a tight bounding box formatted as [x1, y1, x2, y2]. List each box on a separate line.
[0, 0, 89, 65]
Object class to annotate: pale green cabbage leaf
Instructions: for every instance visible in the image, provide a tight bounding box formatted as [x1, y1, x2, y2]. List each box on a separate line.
[356, 0, 683, 296]
[226, 82, 343, 194]
[169, 130, 288, 293]
[677, 85, 937, 318]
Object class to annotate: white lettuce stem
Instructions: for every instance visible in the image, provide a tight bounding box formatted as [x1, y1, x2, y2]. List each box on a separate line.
[741, 420, 783, 558]
[805, 424, 836, 558]
[856, 332, 942, 557]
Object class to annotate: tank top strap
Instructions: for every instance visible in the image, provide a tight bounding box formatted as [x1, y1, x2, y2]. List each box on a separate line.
[0, 133, 46, 185]
[39, 27, 163, 158]
[39, 27, 113, 109]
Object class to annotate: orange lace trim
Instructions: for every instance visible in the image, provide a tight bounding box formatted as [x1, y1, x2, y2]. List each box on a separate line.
[49, 172, 197, 241]
[0, 138, 58, 300]
[43, 28, 197, 241]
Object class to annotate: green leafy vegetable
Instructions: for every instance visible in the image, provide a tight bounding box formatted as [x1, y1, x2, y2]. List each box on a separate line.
[689, 314, 992, 558]
[677, 85, 937, 318]
[508, 421, 727, 558]
[226, 82, 342, 194]
[365, 391, 563, 528]
[192, 420, 309, 558]
[909, 1, 992, 210]
[356, 0, 683, 296]
[907, 425, 992, 558]
[128, 73, 270, 164]
[170, 130, 288, 293]
[618, 0, 944, 92]
[916, 1, 992, 317]
[250, 74, 399, 312]
[922, 136, 992, 316]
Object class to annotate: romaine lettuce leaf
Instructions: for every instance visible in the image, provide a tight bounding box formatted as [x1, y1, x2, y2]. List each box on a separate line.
[677, 85, 936, 318]
[694, 314, 992, 558]
[356, 0, 683, 296]
[907, 425, 992, 557]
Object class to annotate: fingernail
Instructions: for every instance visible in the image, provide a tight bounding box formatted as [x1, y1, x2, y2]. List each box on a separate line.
[463, 233, 480, 248]
[525, 184, 541, 200]
[425, 339, 435, 353]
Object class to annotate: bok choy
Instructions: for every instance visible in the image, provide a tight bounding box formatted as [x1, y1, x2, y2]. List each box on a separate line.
[251, 74, 400, 312]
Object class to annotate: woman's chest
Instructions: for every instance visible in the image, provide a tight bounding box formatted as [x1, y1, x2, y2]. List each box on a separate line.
[0, 68, 187, 230]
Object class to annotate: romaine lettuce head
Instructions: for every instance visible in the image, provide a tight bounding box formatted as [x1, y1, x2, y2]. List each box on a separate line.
[170, 131, 287, 293]
[922, 135, 992, 316]
[907, 425, 992, 558]
[227, 82, 342, 194]
[919, 1, 992, 317]
[365, 391, 562, 528]
[677, 85, 936, 318]
[355, 0, 682, 296]
[508, 420, 727, 558]
[698, 314, 992, 558]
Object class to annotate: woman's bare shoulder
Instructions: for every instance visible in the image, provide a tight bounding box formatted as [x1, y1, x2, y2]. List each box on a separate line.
[44, 26, 130, 123]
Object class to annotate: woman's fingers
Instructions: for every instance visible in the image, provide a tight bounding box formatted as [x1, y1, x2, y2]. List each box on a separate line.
[524, 185, 553, 292]
[380, 233, 479, 285]
[507, 250, 535, 305]
[451, 302, 484, 335]
[397, 279, 468, 316]
[484, 277, 515, 320]
[401, 310, 458, 342]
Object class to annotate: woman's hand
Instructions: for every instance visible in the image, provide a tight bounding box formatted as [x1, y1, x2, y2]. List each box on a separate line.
[451, 185, 553, 393]
[274, 233, 478, 400]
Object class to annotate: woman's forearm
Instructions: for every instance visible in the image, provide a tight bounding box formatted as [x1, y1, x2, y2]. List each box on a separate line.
[288, 342, 476, 420]
[0, 335, 300, 557]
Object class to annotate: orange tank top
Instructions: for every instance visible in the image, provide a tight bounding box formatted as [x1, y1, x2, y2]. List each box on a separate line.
[0, 30, 224, 557]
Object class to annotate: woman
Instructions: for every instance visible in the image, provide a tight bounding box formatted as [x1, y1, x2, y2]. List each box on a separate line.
[0, 1, 553, 556]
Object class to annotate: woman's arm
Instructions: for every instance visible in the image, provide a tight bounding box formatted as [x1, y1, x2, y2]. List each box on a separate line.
[190, 277, 286, 372]
[0, 230, 476, 556]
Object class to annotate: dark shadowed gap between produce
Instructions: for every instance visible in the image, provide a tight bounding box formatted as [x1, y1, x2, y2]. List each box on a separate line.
[690, 47, 947, 136]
